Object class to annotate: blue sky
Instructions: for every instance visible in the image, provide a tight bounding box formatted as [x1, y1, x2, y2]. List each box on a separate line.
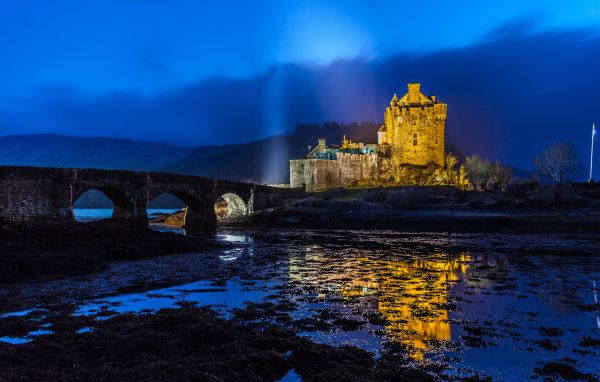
[1, 0, 598, 96]
[1, 1, 600, 168]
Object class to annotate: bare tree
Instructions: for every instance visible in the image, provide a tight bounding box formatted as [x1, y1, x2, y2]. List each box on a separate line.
[534, 142, 583, 194]
[493, 161, 513, 191]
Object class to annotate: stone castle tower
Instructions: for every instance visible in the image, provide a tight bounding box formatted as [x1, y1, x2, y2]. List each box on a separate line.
[377, 83, 446, 166]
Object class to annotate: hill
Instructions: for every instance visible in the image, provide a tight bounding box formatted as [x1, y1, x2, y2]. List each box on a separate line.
[0, 134, 192, 171]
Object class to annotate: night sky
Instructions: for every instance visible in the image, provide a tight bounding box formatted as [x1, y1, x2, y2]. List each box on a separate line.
[1, 1, 600, 169]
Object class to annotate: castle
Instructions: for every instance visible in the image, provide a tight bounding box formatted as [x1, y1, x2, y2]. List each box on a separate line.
[290, 83, 447, 191]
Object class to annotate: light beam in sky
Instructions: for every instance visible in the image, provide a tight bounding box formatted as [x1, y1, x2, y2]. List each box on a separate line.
[590, 123, 596, 182]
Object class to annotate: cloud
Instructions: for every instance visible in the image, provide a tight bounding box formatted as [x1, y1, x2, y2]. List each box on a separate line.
[1, 19, 600, 169]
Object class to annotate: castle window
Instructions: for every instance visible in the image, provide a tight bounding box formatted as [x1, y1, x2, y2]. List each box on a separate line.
[413, 133, 417, 146]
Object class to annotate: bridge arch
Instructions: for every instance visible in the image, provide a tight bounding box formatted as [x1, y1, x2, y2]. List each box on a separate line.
[147, 188, 216, 232]
[72, 188, 114, 221]
[215, 192, 247, 220]
[146, 192, 188, 228]
[71, 186, 135, 222]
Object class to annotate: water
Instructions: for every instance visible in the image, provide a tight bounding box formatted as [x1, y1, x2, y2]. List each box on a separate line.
[1, 227, 599, 381]
[73, 277, 274, 319]
[278, 369, 302, 382]
[73, 208, 180, 222]
[0, 329, 53, 345]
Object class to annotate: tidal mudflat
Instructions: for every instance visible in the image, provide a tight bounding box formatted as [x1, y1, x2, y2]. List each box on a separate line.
[1, 229, 599, 381]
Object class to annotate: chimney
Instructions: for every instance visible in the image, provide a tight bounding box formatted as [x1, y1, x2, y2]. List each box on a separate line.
[318, 139, 326, 147]
[408, 83, 420, 102]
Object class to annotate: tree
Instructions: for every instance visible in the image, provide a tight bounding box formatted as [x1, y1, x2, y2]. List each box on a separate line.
[493, 161, 513, 191]
[464, 155, 496, 190]
[435, 153, 460, 187]
[458, 164, 469, 190]
[534, 142, 583, 195]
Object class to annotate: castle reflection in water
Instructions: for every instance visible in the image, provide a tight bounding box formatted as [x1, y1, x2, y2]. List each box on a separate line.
[288, 245, 471, 359]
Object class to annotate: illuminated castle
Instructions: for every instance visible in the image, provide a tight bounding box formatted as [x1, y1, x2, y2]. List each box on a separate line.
[290, 83, 447, 191]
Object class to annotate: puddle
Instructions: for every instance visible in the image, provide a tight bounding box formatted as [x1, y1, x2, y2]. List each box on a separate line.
[74, 278, 276, 319]
[0, 309, 35, 318]
[0, 329, 54, 345]
[0, 336, 33, 345]
[278, 369, 301, 382]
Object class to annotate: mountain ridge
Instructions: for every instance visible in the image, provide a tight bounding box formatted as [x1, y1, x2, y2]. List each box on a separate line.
[0, 134, 193, 171]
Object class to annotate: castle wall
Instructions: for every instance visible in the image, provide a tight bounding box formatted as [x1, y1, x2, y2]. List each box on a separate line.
[289, 159, 307, 189]
[336, 153, 379, 186]
[290, 153, 380, 191]
[290, 159, 341, 191]
[397, 105, 445, 166]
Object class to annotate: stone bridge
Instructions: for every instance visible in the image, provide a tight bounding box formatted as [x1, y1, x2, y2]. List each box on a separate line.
[0, 166, 301, 232]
